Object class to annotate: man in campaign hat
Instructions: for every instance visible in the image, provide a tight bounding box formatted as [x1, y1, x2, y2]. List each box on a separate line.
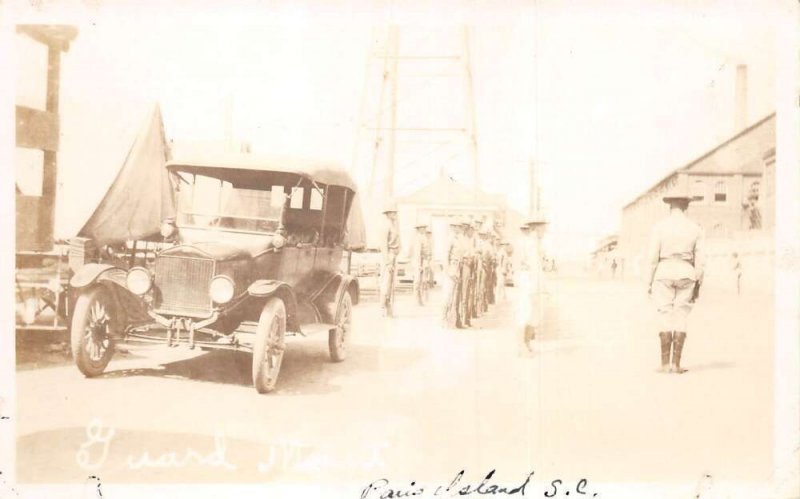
[647, 185, 705, 373]
[409, 220, 432, 306]
[477, 227, 495, 312]
[379, 201, 401, 317]
[424, 227, 435, 289]
[516, 215, 548, 353]
[461, 218, 478, 323]
[444, 218, 467, 328]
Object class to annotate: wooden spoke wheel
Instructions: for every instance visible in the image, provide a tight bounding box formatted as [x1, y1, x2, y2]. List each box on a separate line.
[70, 286, 116, 377]
[329, 291, 352, 362]
[252, 298, 286, 394]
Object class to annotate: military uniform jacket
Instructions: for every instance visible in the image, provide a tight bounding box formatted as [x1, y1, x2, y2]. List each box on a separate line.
[647, 211, 705, 281]
[381, 220, 401, 257]
[447, 235, 467, 278]
[409, 233, 431, 272]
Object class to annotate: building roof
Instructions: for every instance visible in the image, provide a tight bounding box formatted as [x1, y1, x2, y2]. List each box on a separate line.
[396, 174, 505, 207]
[623, 112, 776, 210]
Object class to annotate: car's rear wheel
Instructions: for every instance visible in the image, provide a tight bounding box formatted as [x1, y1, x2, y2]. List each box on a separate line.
[71, 286, 116, 377]
[252, 297, 286, 393]
[329, 291, 352, 362]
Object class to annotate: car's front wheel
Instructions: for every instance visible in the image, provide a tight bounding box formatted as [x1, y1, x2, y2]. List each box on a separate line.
[70, 286, 116, 377]
[252, 297, 286, 393]
[329, 291, 352, 362]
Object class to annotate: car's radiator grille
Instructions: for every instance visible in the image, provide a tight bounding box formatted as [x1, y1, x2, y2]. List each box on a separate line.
[155, 256, 214, 316]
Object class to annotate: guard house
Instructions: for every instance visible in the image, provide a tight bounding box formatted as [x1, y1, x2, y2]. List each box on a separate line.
[395, 174, 523, 266]
[619, 113, 775, 276]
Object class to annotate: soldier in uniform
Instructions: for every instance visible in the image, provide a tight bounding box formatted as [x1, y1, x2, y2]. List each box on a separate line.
[474, 227, 486, 314]
[494, 241, 509, 302]
[409, 221, 432, 306]
[425, 227, 435, 289]
[379, 202, 401, 317]
[647, 187, 704, 374]
[472, 220, 486, 317]
[461, 220, 478, 326]
[443, 219, 466, 328]
[481, 229, 496, 309]
[515, 216, 548, 353]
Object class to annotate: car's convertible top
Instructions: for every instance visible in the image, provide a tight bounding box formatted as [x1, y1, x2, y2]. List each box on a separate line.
[167, 152, 358, 192]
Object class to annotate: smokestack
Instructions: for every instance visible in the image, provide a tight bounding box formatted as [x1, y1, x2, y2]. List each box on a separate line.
[734, 64, 748, 132]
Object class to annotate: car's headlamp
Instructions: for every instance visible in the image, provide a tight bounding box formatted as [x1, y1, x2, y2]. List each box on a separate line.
[126, 267, 152, 295]
[209, 275, 235, 304]
[272, 234, 285, 249]
[160, 218, 177, 239]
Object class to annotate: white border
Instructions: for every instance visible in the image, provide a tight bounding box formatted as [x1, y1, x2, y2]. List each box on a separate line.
[1, 1, 797, 498]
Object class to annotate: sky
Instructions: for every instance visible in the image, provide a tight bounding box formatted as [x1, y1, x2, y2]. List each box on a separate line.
[10, 0, 781, 259]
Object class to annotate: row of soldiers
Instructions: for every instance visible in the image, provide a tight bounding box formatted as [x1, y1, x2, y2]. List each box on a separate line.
[378, 203, 511, 322]
[442, 217, 510, 329]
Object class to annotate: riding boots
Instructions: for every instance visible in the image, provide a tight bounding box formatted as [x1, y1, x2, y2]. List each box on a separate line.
[671, 331, 687, 374]
[659, 331, 673, 372]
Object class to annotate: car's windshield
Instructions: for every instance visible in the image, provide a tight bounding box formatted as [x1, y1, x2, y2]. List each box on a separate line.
[176, 172, 285, 233]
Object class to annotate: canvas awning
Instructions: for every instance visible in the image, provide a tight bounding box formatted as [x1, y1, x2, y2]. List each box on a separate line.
[78, 109, 367, 251]
[78, 105, 175, 246]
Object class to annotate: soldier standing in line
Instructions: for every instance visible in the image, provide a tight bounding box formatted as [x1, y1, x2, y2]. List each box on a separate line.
[443, 219, 466, 328]
[379, 202, 401, 318]
[477, 220, 489, 314]
[482, 229, 496, 308]
[460, 219, 475, 327]
[468, 219, 483, 319]
[646, 187, 704, 374]
[474, 228, 486, 314]
[425, 227, 435, 289]
[409, 221, 431, 306]
[472, 220, 483, 317]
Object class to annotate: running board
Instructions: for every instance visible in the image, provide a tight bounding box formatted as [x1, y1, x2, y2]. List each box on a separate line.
[299, 323, 336, 336]
[235, 321, 327, 338]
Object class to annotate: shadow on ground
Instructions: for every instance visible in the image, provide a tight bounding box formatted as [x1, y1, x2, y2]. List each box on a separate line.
[98, 340, 422, 396]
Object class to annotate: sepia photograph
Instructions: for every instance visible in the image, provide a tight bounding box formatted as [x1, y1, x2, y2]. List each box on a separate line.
[1, 1, 798, 498]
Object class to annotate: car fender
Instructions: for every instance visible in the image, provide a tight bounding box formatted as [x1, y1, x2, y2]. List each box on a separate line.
[247, 279, 299, 330]
[70, 263, 128, 289]
[314, 273, 359, 324]
[69, 263, 143, 330]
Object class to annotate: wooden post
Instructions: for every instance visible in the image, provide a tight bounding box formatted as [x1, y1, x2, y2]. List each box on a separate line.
[38, 45, 61, 251]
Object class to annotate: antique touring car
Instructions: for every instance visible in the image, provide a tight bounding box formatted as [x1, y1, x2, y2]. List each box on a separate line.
[69, 153, 365, 393]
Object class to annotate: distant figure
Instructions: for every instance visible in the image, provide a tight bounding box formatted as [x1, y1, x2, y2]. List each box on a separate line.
[515, 215, 548, 353]
[731, 252, 742, 296]
[494, 241, 508, 302]
[611, 258, 618, 278]
[425, 228, 434, 288]
[379, 202, 400, 317]
[647, 187, 705, 374]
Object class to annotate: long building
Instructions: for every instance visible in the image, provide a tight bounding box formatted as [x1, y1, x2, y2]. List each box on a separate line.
[619, 113, 776, 278]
